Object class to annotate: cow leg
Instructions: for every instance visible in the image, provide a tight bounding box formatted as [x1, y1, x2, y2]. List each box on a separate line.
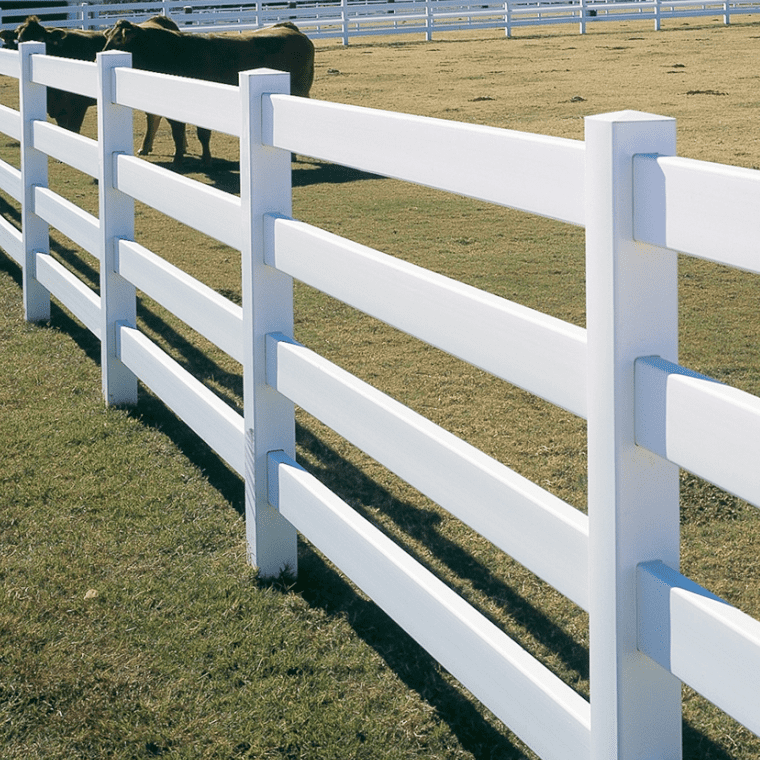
[168, 119, 187, 166]
[197, 127, 212, 167]
[48, 90, 92, 133]
[139, 113, 162, 156]
[66, 102, 90, 134]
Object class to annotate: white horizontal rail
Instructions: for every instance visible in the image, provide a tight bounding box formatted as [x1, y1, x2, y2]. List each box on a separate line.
[268, 450, 591, 760]
[32, 186, 100, 257]
[35, 251, 101, 337]
[267, 332, 590, 608]
[30, 53, 97, 100]
[114, 154, 242, 250]
[0, 49, 20, 79]
[118, 324, 245, 475]
[264, 96, 586, 226]
[635, 356, 760, 508]
[634, 155, 760, 275]
[114, 68, 240, 136]
[0, 214, 22, 265]
[266, 214, 588, 417]
[0, 103, 21, 143]
[638, 561, 760, 735]
[0, 160, 22, 202]
[32, 121, 98, 178]
[117, 239, 244, 364]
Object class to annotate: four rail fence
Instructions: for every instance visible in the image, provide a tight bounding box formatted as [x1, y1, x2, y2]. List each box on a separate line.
[3, 0, 760, 41]
[1, 40, 760, 760]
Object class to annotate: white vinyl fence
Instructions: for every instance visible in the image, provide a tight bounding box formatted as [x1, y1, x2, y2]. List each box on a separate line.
[3, 0, 760, 42]
[1, 41, 759, 760]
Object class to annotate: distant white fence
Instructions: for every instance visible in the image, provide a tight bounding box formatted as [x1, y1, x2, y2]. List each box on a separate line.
[2, 0, 760, 42]
[1, 40, 760, 760]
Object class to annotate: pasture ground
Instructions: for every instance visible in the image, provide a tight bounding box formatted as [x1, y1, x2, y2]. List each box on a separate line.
[2, 15, 760, 760]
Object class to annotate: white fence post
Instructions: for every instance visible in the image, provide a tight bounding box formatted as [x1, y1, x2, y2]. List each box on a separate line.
[240, 69, 298, 579]
[19, 41, 50, 324]
[585, 111, 682, 760]
[341, 0, 349, 46]
[97, 50, 138, 407]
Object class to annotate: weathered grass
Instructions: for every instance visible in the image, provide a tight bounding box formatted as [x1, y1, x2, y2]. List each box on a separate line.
[2, 16, 760, 759]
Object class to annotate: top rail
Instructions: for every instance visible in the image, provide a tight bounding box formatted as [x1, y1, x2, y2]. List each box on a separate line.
[30, 53, 97, 100]
[114, 68, 240, 137]
[264, 95, 587, 226]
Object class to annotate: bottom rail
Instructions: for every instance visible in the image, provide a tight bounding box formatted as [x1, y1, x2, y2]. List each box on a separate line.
[638, 561, 760, 734]
[267, 450, 592, 760]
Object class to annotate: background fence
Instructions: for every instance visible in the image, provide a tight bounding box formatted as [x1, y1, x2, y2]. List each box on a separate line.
[1, 40, 760, 760]
[2, 0, 760, 42]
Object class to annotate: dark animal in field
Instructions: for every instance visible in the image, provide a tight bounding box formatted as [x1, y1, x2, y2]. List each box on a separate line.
[102, 19, 315, 165]
[15, 16, 109, 132]
[14, 15, 200, 161]
[0, 29, 18, 48]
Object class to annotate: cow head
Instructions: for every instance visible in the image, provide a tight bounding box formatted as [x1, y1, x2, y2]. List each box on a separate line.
[15, 16, 67, 49]
[15, 16, 46, 42]
[0, 29, 17, 49]
[103, 19, 142, 51]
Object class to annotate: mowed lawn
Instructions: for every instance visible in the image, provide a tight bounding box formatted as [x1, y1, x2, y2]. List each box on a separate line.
[2, 15, 760, 760]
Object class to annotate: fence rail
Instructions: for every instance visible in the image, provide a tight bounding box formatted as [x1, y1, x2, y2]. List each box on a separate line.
[2, 0, 760, 42]
[1, 40, 759, 759]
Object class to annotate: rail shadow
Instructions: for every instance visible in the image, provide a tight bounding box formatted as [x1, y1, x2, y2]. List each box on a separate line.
[150, 157, 383, 195]
[292, 161, 383, 188]
[293, 424, 589, 679]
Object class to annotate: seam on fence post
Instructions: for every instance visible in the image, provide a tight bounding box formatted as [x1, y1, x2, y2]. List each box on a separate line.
[111, 151, 127, 190]
[266, 450, 288, 511]
[19, 41, 50, 324]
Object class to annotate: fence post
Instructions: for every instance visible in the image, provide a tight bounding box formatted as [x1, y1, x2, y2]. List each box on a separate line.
[585, 111, 682, 760]
[97, 50, 138, 407]
[18, 41, 50, 324]
[341, 0, 349, 46]
[240, 69, 298, 579]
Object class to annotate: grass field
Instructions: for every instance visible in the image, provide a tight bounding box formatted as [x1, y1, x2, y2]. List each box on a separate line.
[2, 15, 760, 760]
